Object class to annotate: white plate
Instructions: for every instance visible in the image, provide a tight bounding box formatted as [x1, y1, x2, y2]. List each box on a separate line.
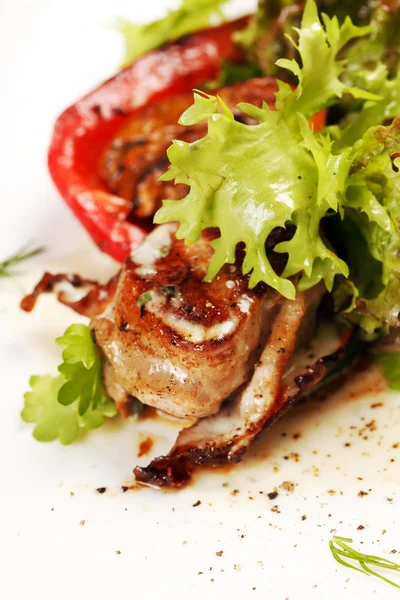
[1, 2, 400, 599]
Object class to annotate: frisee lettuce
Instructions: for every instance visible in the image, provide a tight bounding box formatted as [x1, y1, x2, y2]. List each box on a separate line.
[117, 0, 229, 68]
[236, 0, 385, 78]
[340, 118, 400, 333]
[274, 0, 379, 121]
[155, 0, 380, 299]
[21, 324, 116, 444]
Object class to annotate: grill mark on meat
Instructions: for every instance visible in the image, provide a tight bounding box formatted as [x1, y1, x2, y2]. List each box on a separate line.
[134, 156, 170, 188]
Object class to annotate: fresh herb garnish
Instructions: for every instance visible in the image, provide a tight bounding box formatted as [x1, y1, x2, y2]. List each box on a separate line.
[137, 291, 152, 307]
[117, 0, 229, 67]
[21, 324, 116, 444]
[330, 536, 400, 589]
[0, 245, 44, 278]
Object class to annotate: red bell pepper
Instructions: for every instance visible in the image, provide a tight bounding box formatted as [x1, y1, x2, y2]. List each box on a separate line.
[48, 17, 250, 263]
[49, 16, 326, 263]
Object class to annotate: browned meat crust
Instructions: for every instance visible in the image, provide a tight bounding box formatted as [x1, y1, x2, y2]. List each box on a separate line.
[20, 225, 354, 490]
[92, 224, 284, 419]
[134, 314, 351, 489]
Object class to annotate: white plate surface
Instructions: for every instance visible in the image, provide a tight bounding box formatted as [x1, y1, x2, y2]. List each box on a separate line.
[1, 2, 400, 599]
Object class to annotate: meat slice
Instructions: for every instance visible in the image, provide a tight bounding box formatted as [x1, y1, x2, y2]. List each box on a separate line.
[91, 223, 283, 419]
[21, 223, 354, 489]
[134, 293, 350, 489]
[100, 78, 279, 220]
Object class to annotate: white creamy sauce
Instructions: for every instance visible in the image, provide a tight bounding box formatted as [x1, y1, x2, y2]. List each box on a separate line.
[237, 294, 253, 314]
[162, 313, 237, 343]
[131, 223, 177, 267]
[144, 289, 238, 343]
[145, 291, 167, 312]
[53, 281, 90, 302]
[135, 266, 157, 277]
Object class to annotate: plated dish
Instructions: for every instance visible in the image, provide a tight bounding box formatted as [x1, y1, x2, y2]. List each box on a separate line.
[3, 1, 400, 595]
[12, 0, 400, 496]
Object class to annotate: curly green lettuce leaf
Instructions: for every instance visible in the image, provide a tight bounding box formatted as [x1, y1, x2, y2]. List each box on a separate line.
[155, 0, 400, 321]
[275, 0, 380, 121]
[347, 119, 400, 272]
[155, 1, 376, 298]
[236, 0, 379, 78]
[342, 3, 400, 93]
[332, 3, 400, 147]
[117, 0, 229, 67]
[337, 69, 400, 148]
[156, 91, 353, 298]
[21, 324, 117, 444]
[335, 118, 400, 333]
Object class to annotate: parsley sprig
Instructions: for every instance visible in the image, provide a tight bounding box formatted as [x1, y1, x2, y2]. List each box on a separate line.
[22, 324, 117, 444]
[330, 536, 400, 589]
[0, 245, 44, 278]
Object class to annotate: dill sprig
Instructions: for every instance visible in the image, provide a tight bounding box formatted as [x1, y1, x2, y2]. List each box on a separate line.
[330, 536, 400, 589]
[0, 245, 44, 278]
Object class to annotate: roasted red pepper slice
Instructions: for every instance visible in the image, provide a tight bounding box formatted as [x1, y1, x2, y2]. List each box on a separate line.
[48, 17, 250, 263]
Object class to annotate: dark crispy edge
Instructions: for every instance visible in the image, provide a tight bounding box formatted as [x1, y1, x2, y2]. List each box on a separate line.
[134, 330, 355, 488]
[20, 272, 119, 317]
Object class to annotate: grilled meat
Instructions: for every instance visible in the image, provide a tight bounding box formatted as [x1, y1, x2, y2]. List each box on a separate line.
[22, 223, 354, 487]
[134, 284, 336, 488]
[91, 223, 284, 419]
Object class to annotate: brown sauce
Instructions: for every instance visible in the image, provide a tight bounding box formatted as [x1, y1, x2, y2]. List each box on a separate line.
[137, 436, 154, 457]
